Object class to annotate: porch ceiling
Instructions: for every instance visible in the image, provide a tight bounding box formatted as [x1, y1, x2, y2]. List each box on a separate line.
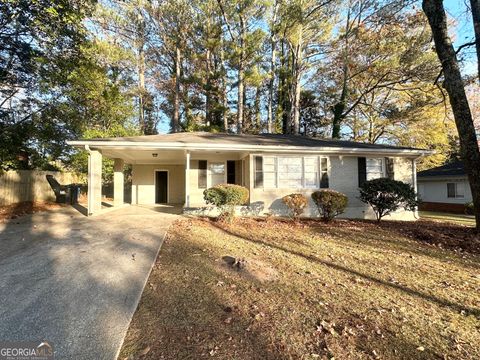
[99, 148, 247, 164]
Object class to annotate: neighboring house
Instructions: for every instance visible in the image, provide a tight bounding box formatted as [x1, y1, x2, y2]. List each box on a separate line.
[67, 132, 432, 219]
[417, 161, 472, 213]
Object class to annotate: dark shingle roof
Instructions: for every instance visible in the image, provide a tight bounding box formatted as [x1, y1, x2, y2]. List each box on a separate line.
[417, 161, 465, 177]
[85, 131, 425, 151]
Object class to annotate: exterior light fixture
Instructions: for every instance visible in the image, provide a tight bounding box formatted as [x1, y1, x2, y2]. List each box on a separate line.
[152, 153, 158, 157]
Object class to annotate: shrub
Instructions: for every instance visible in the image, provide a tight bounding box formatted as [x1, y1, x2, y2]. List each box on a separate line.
[311, 189, 348, 222]
[203, 184, 249, 221]
[465, 202, 474, 215]
[282, 193, 308, 220]
[359, 178, 418, 222]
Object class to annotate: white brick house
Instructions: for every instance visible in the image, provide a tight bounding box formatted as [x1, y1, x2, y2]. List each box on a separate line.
[68, 132, 432, 219]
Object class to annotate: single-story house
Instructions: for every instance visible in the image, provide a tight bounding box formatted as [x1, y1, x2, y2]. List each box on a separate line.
[417, 161, 472, 213]
[67, 132, 432, 219]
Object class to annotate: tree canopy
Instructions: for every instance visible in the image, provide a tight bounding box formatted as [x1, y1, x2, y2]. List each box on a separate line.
[1, 0, 473, 172]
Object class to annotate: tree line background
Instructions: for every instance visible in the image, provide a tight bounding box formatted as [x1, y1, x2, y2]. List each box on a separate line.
[1, 0, 479, 174]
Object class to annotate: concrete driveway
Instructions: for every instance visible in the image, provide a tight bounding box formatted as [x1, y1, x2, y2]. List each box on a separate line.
[0, 205, 180, 359]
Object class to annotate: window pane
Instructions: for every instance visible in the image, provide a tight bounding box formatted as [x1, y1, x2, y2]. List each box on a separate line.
[278, 157, 302, 188]
[456, 183, 465, 197]
[447, 183, 455, 198]
[321, 157, 328, 172]
[255, 172, 264, 188]
[320, 173, 329, 188]
[305, 172, 318, 188]
[366, 158, 383, 180]
[254, 156, 263, 188]
[264, 172, 277, 188]
[198, 160, 207, 189]
[210, 163, 225, 186]
[255, 156, 263, 171]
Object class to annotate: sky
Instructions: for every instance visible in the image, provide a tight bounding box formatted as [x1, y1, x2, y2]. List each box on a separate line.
[444, 0, 477, 74]
[156, 1, 478, 134]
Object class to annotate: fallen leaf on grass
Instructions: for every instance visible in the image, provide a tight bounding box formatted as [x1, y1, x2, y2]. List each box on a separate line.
[139, 346, 150, 356]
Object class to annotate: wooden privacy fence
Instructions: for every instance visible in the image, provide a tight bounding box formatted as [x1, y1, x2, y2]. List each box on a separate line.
[0, 170, 84, 206]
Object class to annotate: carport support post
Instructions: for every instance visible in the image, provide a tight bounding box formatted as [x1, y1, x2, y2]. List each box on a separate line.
[113, 158, 124, 206]
[185, 151, 190, 208]
[87, 149, 102, 215]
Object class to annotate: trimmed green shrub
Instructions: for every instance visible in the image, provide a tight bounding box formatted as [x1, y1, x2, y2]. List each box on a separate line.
[203, 184, 249, 221]
[359, 178, 418, 222]
[282, 193, 308, 220]
[311, 189, 348, 222]
[465, 202, 474, 215]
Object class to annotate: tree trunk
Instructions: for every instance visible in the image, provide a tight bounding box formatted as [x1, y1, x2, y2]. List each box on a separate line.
[470, 0, 480, 81]
[173, 45, 181, 133]
[220, 38, 228, 132]
[237, 16, 245, 134]
[267, 1, 279, 133]
[205, 47, 212, 126]
[138, 44, 145, 134]
[291, 26, 303, 135]
[254, 84, 261, 130]
[423, 0, 480, 231]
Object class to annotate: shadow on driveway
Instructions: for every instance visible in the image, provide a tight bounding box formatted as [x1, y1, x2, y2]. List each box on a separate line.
[0, 205, 178, 360]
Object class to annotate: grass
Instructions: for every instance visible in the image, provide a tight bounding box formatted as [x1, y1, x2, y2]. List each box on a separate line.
[119, 217, 480, 360]
[419, 211, 476, 227]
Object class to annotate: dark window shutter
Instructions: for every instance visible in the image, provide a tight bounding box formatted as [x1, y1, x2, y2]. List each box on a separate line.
[198, 160, 207, 189]
[358, 157, 367, 187]
[385, 157, 395, 179]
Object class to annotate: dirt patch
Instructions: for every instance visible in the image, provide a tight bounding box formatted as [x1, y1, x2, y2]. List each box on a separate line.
[220, 256, 278, 283]
[0, 201, 64, 221]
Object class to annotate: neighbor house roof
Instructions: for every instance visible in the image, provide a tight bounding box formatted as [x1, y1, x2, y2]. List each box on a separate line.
[67, 132, 433, 156]
[417, 161, 465, 178]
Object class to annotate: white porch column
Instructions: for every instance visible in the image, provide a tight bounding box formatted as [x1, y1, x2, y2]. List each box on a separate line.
[87, 149, 102, 215]
[113, 158, 124, 206]
[185, 151, 191, 207]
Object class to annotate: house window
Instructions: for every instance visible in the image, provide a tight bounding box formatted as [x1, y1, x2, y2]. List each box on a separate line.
[263, 156, 277, 188]
[320, 157, 329, 188]
[366, 158, 384, 180]
[254, 156, 263, 188]
[210, 162, 225, 186]
[278, 157, 303, 188]
[447, 182, 464, 198]
[254, 155, 329, 189]
[198, 160, 207, 189]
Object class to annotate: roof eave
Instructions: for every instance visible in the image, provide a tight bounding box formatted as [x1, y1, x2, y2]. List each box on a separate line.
[66, 140, 433, 157]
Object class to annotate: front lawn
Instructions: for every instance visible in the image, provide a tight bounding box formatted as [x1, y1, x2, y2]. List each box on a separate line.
[419, 211, 476, 227]
[119, 217, 480, 360]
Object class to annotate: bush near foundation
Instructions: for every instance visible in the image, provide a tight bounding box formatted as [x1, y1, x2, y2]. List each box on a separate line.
[282, 193, 308, 221]
[359, 178, 418, 222]
[203, 184, 249, 222]
[311, 189, 348, 222]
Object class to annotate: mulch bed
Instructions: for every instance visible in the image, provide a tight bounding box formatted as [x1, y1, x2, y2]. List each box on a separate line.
[0, 201, 65, 221]
[378, 220, 480, 255]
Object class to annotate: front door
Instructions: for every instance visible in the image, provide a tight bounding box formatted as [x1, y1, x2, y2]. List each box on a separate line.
[227, 160, 236, 184]
[155, 171, 168, 204]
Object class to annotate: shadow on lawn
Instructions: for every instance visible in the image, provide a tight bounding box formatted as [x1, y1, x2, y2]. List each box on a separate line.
[123, 230, 291, 360]
[208, 221, 480, 319]
[311, 221, 480, 272]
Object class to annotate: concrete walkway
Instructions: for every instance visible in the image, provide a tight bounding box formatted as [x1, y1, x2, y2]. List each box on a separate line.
[0, 205, 180, 359]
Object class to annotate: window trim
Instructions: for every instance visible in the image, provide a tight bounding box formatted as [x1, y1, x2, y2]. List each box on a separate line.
[253, 155, 329, 190]
[207, 161, 226, 188]
[366, 157, 385, 180]
[447, 182, 465, 199]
